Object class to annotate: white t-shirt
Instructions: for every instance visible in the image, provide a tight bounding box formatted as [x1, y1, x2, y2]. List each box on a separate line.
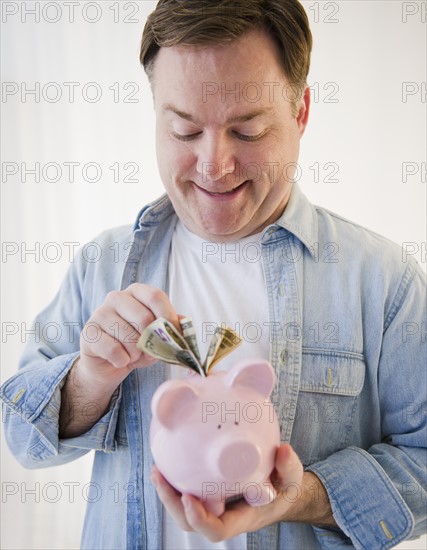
[163, 220, 270, 550]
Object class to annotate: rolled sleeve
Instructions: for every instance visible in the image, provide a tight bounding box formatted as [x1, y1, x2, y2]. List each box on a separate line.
[307, 261, 426, 549]
[1, 231, 129, 469]
[308, 447, 414, 549]
[0, 352, 122, 468]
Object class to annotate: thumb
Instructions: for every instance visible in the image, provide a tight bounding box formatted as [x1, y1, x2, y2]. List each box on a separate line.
[274, 443, 304, 485]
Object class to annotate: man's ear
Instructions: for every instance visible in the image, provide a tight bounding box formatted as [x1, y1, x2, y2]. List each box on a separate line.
[296, 86, 311, 138]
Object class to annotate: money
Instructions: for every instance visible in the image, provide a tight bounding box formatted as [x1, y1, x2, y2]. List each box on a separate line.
[180, 317, 201, 362]
[203, 325, 243, 374]
[137, 317, 242, 376]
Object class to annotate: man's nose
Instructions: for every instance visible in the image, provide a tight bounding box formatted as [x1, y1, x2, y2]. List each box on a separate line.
[196, 135, 236, 182]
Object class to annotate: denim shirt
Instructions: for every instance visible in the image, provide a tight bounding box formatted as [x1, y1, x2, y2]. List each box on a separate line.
[1, 184, 426, 550]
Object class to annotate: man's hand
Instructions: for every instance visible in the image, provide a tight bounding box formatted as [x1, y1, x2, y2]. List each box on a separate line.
[151, 443, 336, 542]
[78, 283, 179, 387]
[59, 284, 179, 438]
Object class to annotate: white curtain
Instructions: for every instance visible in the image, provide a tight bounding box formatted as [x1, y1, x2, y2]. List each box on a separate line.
[1, 1, 425, 548]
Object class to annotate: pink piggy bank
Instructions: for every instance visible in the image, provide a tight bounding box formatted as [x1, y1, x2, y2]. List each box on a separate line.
[150, 359, 281, 516]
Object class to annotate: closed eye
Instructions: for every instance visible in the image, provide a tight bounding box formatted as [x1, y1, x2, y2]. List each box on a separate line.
[171, 131, 202, 142]
[172, 130, 266, 142]
[233, 131, 266, 142]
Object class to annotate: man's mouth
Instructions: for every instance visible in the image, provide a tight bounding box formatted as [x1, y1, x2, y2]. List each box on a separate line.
[195, 180, 249, 196]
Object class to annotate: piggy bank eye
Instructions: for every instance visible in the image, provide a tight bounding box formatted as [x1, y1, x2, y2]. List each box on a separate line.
[234, 421, 239, 426]
[217, 425, 222, 429]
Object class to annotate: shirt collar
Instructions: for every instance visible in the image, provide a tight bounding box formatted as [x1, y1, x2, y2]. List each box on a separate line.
[266, 183, 319, 257]
[133, 193, 175, 231]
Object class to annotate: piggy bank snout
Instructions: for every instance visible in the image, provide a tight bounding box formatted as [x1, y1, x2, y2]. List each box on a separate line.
[217, 441, 262, 480]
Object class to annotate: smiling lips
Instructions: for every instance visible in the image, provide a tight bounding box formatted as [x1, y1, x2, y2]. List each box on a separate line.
[194, 180, 249, 197]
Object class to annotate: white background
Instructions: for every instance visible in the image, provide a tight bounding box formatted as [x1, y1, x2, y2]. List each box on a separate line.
[1, 1, 426, 548]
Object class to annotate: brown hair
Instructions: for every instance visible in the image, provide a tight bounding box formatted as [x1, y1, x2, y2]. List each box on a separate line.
[140, 0, 312, 105]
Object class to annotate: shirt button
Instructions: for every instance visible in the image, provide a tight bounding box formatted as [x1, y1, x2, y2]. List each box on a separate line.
[280, 350, 287, 366]
[279, 283, 285, 297]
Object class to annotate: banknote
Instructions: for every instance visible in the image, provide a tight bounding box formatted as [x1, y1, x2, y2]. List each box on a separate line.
[179, 316, 201, 362]
[202, 325, 243, 374]
[137, 317, 204, 376]
[137, 317, 241, 376]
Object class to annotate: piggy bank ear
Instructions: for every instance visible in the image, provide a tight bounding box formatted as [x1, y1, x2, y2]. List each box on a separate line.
[227, 359, 276, 399]
[151, 380, 199, 430]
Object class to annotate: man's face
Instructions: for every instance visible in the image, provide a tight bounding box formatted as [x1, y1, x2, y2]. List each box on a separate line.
[152, 29, 310, 242]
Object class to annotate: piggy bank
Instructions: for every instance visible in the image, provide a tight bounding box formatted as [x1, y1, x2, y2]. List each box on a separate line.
[150, 359, 281, 516]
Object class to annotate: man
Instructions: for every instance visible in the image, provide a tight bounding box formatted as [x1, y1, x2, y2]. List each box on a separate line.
[1, 1, 425, 549]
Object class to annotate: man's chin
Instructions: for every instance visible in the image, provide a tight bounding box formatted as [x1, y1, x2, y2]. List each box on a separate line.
[189, 220, 252, 243]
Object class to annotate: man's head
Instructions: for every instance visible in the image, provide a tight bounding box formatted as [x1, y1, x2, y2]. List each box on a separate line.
[140, 0, 312, 115]
[140, 1, 312, 242]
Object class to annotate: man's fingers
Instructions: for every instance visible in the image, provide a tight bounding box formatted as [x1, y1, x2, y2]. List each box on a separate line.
[76, 283, 183, 383]
[127, 284, 180, 329]
[81, 330, 131, 370]
[274, 443, 304, 486]
[103, 290, 156, 335]
[95, 314, 142, 361]
[181, 494, 226, 542]
[129, 353, 156, 370]
[182, 496, 261, 542]
[80, 283, 182, 372]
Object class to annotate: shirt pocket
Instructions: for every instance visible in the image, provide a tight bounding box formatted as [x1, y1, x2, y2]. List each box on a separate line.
[291, 349, 365, 466]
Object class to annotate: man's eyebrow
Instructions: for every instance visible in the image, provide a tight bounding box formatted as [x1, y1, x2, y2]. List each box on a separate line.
[227, 108, 275, 123]
[162, 104, 274, 125]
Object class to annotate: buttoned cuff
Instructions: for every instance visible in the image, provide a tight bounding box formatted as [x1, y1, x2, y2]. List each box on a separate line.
[307, 447, 414, 550]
